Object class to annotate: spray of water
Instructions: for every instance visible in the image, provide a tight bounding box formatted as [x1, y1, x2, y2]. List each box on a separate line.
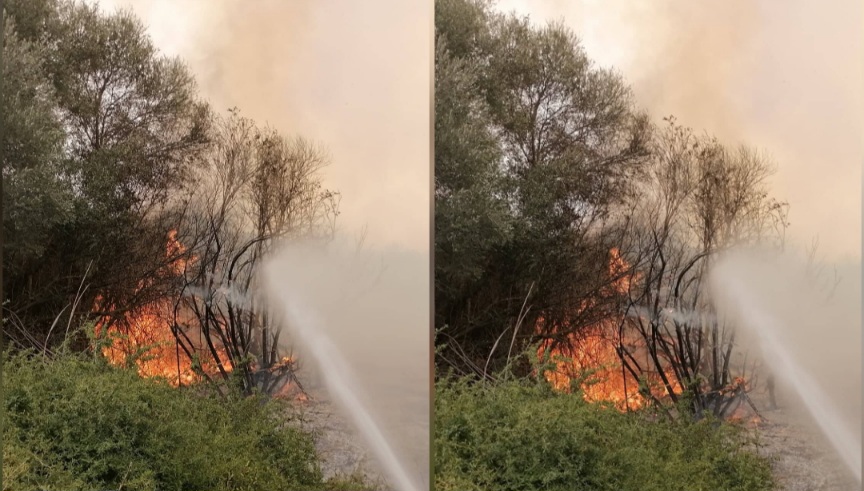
[262, 236, 428, 491]
[710, 250, 862, 484]
[272, 303, 421, 491]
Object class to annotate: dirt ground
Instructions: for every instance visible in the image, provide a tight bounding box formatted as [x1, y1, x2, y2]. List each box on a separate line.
[283, 373, 860, 491]
[284, 369, 429, 491]
[295, 397, 392, 489]
[746, 386, 859, 490]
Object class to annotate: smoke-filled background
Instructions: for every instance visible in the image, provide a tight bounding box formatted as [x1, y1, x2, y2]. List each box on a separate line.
[711, 249, 862, 481]
[96, 0, 431, 251]
[92, 0, 431, 487]
[498, 0, 862, 262]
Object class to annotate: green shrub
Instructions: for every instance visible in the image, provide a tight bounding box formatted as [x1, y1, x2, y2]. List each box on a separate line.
[2, 350, 336, 491]
[434, 375, 774, 491]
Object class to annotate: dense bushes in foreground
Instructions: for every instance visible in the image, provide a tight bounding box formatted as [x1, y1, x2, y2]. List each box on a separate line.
[2, 350, 345, 491]
[435, 375, 774, 491]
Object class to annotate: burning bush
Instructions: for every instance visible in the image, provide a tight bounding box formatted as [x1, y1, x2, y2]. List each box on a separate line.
[535, 249, 685, 411]
[92, 106, 341, 399]
[93, 229, 235, 386]
[537, 324, 682, 410]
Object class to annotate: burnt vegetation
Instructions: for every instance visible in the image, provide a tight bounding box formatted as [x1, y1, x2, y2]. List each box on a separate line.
[435, 0, 781, 489]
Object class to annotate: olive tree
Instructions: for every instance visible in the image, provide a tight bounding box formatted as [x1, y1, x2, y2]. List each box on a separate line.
[434, 0, 651, 375]
[2, 1, 209, 349]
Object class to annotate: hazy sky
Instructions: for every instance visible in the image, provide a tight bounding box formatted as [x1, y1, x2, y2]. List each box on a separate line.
[90, 5, 433, 484]
[96, 0, 432, 252]
[499, 0, 862, 261]
[92, 0, 861, 261]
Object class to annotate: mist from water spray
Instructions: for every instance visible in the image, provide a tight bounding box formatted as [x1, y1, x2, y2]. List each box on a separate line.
[274, 304, 419, 491]
[263, 236, 429, 491]
[710, 249, 862, 484]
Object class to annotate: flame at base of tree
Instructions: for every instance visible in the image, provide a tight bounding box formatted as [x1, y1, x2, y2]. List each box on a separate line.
[535, 248, 762, 421]
[94, 299, 234, 386]
[270, 359, 309, 402]
[93, 231, 308, 401]
[92, 230, 233, 386]
[536, 247, 682, 411]
[537, 322, 682, 411]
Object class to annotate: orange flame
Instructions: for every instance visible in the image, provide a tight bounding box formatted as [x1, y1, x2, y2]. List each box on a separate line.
[94, 230, 232, 385]
[537, 248, 683, 410]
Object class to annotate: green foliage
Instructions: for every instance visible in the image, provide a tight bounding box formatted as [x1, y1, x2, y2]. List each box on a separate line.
[3, 0, 210, 346]
[1, 17, 72, 266]
[434, 0, 652, 372]
[46, 2, 209, 205]
[435, 375, 774, 491]
[3, 0, 62, 44]
[2, 350, 339, 491]
[434, 0, 494, 60]
[434, 37, 511, 307]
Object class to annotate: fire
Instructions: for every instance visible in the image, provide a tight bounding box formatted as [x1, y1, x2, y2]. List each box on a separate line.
[93, 231, 308, 400]
[537, 323, 682, 410]
[723, 377, 763, 427]
[94, 230, 232, 385]
[539, 325, 645, 409]
[165, 229, 190, 275]
[537, 248, 683, 410]
[258, 356, 309, 402]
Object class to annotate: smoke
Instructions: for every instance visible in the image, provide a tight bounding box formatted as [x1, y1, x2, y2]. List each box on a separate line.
[626, 304, 715, 331]
[92, 2, 432, 485]
[96, 0, 431, 251]
[263, 235, 429, 490]
[710, 248, 862, 481]
[497, 0, 862, 261]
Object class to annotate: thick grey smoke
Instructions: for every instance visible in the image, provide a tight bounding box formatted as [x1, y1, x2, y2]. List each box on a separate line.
[498, 0, 862, 261]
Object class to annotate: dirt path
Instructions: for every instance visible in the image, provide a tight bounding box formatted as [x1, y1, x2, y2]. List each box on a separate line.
[282, 376, 391, 490]
[295, 397, 391, 489]
[283, 369, 429, 491]
[747, 390, 858, 490]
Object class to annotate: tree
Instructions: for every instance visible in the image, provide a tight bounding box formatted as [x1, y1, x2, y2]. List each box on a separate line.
[612, 118, 789, 417]
[434, 31, 512, 368]
[434, 0, 651, 376]
[167, 110, 339, 395]
[2, 1, 209, 349]
[1, 13, 72, 349]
